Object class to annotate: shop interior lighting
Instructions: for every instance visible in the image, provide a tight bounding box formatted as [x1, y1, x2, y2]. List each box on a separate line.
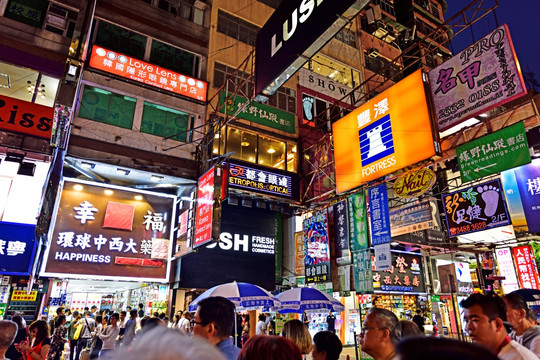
[390, 241, 399, 246]
[17, 162, 36, 176]
[73, 184, 84, 191]
[241, 141, 250, 147]
[81, 161, 95, 169]
[134, 195, 143, 200]
[267, 148, 276, 154]
[0, 73, 10, 88]
[151, 175, 164, 182]
[116, 168, 130, 176]
[104, 189, 114, 195]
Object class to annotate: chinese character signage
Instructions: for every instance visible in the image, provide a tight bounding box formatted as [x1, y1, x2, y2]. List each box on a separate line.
[457, 122, 530, 182]
[89, 47, 208, 102]
[352, 249, 373, 293]
[390, 200, 435, 237]
[0, 94, 53, 139]
[333, 70, 436, 193]
[41, 179, 176, 282]
[0, 222, 37, 276]
[393, 168, 436, 198]
[442, 178, 511, 237]
[294, 232, 305, 276]
[368, 184, 391, 245]
[304, 210, 331, 284]
[512, 159, 540, 233]
[512, 245, 540, 289]
[333, 200, 351, 265]
[194, 166, 222, 248]
[495, 247, 520, 293]
[10, 290, 37, 302]
[227, 161, 299, 201]
[348, 192, 369, 250]
[429, 25, 526, 131]
[219, 93, 295, 134]
[372, 251, 425, 293]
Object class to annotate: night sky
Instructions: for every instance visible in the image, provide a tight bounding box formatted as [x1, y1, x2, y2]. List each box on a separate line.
[445, 0, 540, 82]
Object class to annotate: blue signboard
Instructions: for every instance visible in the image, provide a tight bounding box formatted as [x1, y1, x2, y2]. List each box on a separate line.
[513, 160, 540, 233]
[0, 222, 37, 275]
[368, 184, 391, 245]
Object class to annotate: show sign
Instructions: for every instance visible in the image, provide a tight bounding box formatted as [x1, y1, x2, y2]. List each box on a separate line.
[429, 25, 526, 131]
[194, 166, 222, 248]
[512, 159, 540, 233]
[512, 245, 540, 290]
[393, 168, 436, 198]
[333, 70, 436, 193]
[304, 210, 331, 284]
[442, 178, 511, 237]
[255, 0, 367, 97]
[0, 94, 53, 139]
[298, 68, 361, 105]
[89, 46, 208, 102]
[390, 200, 435, 237]
[457, 122, 530, 182]
[41, 179, 176, 282]
[0, 222, 37, 276]
[372, 251, 425, 293]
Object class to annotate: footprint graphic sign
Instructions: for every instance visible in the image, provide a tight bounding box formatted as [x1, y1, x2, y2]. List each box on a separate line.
[442, 178, 511, 237]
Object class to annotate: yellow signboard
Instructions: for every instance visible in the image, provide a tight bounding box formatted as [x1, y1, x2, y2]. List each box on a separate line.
[11, 290, 37, 302]
[333, 70, 436, 193]
[393, 168, 436, 198]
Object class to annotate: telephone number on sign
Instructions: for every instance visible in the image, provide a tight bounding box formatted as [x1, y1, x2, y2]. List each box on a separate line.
[449, 221, 487, 235]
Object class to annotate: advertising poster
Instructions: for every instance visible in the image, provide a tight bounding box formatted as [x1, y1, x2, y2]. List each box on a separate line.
[442, 178, 511, 237]
[512, 245, 540, 290]
[429, 25, 526, 131]
[338, 265, 352, 292]
[0, 222, 37, 276]
[495, 247, 520, 293]
[333, 200, 351, 265]
[372, 251, 425, 293]
[374, 243, 392, 271]
[348, 192, 369, 251]
[41, 179, 176, 282]
[294, 231, 305, 276]
[500, 168, 528, 232]
[457, 122, 530, 182]
[368, 184, 391, 245]
[333, 70, 436, 192]
[194, 167, 217, 248]
[513, 160, 540, 233]
[352, 249, 373, 293]
[304, 210, 331, 284]
[390, 200, 435, 237]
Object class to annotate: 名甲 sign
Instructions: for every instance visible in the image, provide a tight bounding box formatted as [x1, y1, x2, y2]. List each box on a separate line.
[393, 168, 436, 198]
[368, 184, 391, 245]
[442, 178, 511, 237]
[512, 245, 540, 290]
[304, 210, 331, 284]
[457, 122, 530, 182]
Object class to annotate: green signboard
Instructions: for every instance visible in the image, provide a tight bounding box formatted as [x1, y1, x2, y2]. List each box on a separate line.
[457, 122, 531, 182]
[219, 93, 296, 134]
[0, 303, 6, 319]
[352, 249, 373, 294]
[431, 295, 441, 302]
[348, 192, 369, 250]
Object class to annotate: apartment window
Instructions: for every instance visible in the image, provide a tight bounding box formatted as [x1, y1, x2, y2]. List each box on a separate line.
[150, 40, 199, 77]
[141, 102, 190, 141]
[94, 20, 147, 59]
[335, 28, 357, 48]
[257, 0, 283, 9]
[144, 0, 204, 25]
[5, 1, 77, 37]
[79, 86, 136, 129]
[372, 0, 395, 16]
[267, 87, 296, 113]
[364, 54, 403, 82]
[217, 10, 260, 46]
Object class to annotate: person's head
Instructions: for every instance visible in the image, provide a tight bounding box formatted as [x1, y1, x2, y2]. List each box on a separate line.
[312, 331, 342, 360]
[56, 307, 64, 316]
[503, 292, 535, 335]
[281, 319, 312, 354]
[138, 303, 144, 310]
[173, 314, 181, 323]
[360, 308, 401, 359]
[109, 313, 119, 326]
[130, 309, 138, 318]
[416, 309, 422, 315]
[238, 335, 302, 360]
[0, 320, 17, 352]
[177, 310, 183, 316]
[158, 313, 166, 320]
[11, 315, 25, 330]
[126, 306, 132, 312]
[91, 305, 98, 312]
[65, 309, 71, 316]
[28, 320, 49, 344]
[84, 307, 89, 311]
[120, 311, 127, 321]
[460, 293, 508, 352]
[192, 296, 236, 345]
[258, 314, 266, 322]
[397, 337, 500, 360]
[399, 320, 423, 338]
[84, 311, 91, 317]
[55, 315, 66, 328]
[139, 317, 164, 335]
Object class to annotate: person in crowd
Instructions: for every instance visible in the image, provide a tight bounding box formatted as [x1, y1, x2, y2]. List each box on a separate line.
[65, 310, 73, 324]
[90, 306, 98, 319]
[116, 311, 126, 348]
[138, 317, 164, 336]
[6, 315, 28, 360]
[241, 315, 250, 346]
[400, 320, 423, 338]
[461, 293, 537, 360]
[191, 296, 240, 360]
[178, 312, 190, 335]
[75, 312, 96, 360]
[152, 312, 159, 318]
[137, 304, 144, 319]
[89, 315, 104, 360]
[237, 335, 302, 360]
[47, 315, 67, 360]
[98, 313, 120, 358]
[255, 314, 266, 335]
[412, 309, 425, 333]
[15, 320, 50, 360]
[66, 312, 80, 360]
[48, 308, 64, 336]
[359, 308, 401, 360]
[281, 319, 312, 355]
[121, 310, 137, 348]
[397, 337, 500, 360]
[311, 331, 342, 360]
[0, 320, 18, 360]
[171, 314, 181, 329]
[264, 314, 274, 335]
[326, 313, 336, 334]
[503, 292, 540, 356]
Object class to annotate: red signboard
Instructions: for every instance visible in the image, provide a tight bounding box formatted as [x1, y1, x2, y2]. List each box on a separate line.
[512, 245, 540, 289]
[0, 94, 53, 139]
[194, 167, 215, 248]
[89, 46, 208, 102]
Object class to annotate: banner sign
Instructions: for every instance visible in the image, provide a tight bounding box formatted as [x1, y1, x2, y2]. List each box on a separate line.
[348, 192, 369, 250]
[429, 25, 527, 131]
[194, 166, 222, 248]
[442, 178, 511, 237]
[219, 93, 295, 134]
[89, 46, 208, 102]
[495, 247, 520, 293]
[393, 168, 436, 198]
[0, 94, 53, 139]
[512, 245, 540, 290]
[294, 231, 305, 276]
[372, 251, 425, 293]
[0, 222, 37, 276]
[352, 249, 373, 293]
[368, 184, 391, 245]
[304, 210, 331, 284]
[11, 290, 37, 302]
[457, 122, 530, 182]
[390, 200, 435, 237]
[338, 265, 352, 291]
[374, 243, 392, 271]
[41, 179, 176, 282]
[333, 200, 351, 265]
[513, 159, 540, 233]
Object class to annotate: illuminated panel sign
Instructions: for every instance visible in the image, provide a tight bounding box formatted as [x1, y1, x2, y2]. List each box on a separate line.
[0, 222, 37, 276]
[41, 179, 176, 282]
[495, 247, 520, 293]
[193, 166, 222, 249]
[0, 94, 53, 139]
[512, 245, 540, 290]
[304, 210, 330, 284]
[89, 46, 208, 102]
[333, 70, 436, 193]
[372, 251, 425, 294]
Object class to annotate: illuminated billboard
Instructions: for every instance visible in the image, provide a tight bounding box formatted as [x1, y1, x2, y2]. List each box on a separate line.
[333, 70, 436, 193]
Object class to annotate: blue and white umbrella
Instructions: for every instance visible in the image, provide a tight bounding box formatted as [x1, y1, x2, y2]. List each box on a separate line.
[275, 287, 345, 313]
[188, 281, 281, 311]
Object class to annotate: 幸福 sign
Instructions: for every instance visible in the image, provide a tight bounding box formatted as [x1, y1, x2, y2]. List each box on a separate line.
[393, 168, 436, 198]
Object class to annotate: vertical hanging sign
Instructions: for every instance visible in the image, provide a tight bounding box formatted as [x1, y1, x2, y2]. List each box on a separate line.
[333, 200, 351, 265]
[368, 184, 391, 245]
[304, 210, 331, 284]
[512, 245, 540, 290]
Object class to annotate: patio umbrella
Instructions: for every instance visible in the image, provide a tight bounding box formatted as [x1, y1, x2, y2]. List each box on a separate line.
[274, 287, 345, 313]
[510, 289, 540, 302]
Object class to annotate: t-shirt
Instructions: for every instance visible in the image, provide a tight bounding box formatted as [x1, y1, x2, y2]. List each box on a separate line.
[256, 320, 266, 335]
[78, 317, 96, 339]
[499, 340, 538, 360]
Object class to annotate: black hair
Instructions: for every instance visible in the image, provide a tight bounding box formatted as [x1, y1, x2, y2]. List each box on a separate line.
[96, 315, 103, 324]
[130, 309, 138, 317]
[56, 307, 64, 315]
[397, 337, 499, 360]
[55, 315, 66, 328]
[110, 313, 120, 321]
[198, 296, 236, 339]
[313, 331, 342, 360]
[258, 314, 266, 322]
[460, 293, 507, 321]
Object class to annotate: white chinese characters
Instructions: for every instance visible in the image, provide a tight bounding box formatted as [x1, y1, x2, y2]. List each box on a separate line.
[0, 240, 26, 256]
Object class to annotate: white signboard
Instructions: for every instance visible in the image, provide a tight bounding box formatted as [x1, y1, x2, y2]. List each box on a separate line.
[495, 247, 520, 293]
[374, 243, 392, 271]
[298, 68, 362, 105]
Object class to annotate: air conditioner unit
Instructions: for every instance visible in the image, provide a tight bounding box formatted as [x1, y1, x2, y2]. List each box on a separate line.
[367, 48, 380, 59]
[373, 23, 388, 39]
[384, 25, 397, 43]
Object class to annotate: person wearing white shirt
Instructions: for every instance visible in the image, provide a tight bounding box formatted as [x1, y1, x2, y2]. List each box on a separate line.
[99, 313, 120, 358]
[255, 314, 267, 335]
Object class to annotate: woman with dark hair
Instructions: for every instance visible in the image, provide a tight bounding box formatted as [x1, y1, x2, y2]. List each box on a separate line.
[90, 315, 104, 359]
[6, 315, 28, 360]
[15, 320, 50, 360]
[237, 335, 302, 360]
[171, 314, 181, 330]
[399, 320, 423, 339]
[47, 315, 67, 360]
[281, 319, 312, 355]
[503, 292, 540, 356]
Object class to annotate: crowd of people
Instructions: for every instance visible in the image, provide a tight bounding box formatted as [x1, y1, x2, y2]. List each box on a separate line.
[1, 292, 540, 360]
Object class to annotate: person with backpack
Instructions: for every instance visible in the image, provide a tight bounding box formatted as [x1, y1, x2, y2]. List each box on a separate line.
[75, 312, 96, 360]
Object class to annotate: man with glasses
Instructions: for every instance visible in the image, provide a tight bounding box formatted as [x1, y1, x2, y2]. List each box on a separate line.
[191, 296, 240, 360]
[359, 308, 401, 360]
